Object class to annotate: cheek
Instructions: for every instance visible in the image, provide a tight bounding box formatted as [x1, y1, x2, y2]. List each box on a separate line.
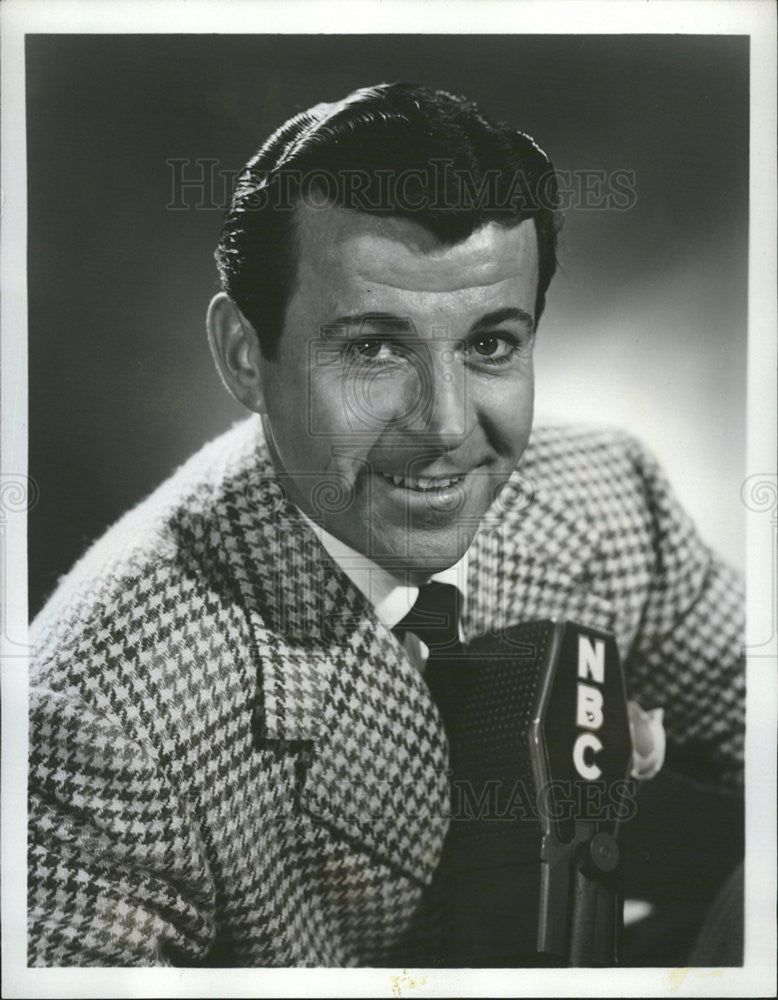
[477, 372, 534, 455]
[309, 366, 419, 443]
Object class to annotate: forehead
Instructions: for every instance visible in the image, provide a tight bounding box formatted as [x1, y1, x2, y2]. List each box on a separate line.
[291, 201, 538, 308]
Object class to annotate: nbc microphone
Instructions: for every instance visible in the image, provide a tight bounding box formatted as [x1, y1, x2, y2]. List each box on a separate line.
[426, 620, 634, 967]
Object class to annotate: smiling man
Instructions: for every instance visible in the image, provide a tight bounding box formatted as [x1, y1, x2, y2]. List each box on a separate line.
[209, 204, 538, 579]
[28, 83, 744, 967]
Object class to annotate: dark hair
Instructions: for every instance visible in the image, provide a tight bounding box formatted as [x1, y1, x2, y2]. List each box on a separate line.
[215, 82, 561, 359]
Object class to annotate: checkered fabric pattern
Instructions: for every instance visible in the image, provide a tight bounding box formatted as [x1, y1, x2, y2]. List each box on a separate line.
[28, 416, 745, 966]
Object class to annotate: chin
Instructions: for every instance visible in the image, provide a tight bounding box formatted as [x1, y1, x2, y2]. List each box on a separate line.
[391, 535, 470, 578]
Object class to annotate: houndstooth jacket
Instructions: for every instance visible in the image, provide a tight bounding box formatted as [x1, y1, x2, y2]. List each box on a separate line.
[28, 416, 744, 967]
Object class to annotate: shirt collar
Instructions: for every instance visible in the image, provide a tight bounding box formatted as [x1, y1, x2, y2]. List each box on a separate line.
[296, 509, 468, 630]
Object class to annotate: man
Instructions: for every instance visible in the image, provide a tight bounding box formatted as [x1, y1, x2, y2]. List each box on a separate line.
[28, 83, 744, 966]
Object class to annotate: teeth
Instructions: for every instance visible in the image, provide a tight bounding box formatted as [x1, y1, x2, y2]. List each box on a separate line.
[383, 472, 463, 491]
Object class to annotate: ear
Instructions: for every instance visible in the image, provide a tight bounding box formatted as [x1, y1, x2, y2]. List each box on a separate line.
[206, 292, 267, 413]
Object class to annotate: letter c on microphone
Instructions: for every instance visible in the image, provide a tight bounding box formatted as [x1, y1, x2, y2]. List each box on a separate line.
[573, 732, 603, 780]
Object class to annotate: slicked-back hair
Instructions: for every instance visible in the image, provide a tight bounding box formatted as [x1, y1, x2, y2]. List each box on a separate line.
[215, 83, 561, 359]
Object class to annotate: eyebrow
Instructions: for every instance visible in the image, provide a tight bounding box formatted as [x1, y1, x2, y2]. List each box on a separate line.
[322, 307, 535, 338]
[322, 312, 412, 337]
[470, 307, 536, 334]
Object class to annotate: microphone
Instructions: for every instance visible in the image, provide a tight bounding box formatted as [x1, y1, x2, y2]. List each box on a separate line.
[424, 620, 633, 967]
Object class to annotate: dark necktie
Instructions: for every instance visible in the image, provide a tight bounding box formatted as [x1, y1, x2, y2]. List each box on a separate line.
[394, 581, 464, 714]
[395, 581, 461, 652]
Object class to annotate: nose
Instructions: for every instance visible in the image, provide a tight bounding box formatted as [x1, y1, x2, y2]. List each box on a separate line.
[408, 347, 474, 448]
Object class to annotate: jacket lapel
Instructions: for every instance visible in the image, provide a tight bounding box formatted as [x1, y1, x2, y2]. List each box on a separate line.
[297, 601, 451, 886]
[210, 420, 450, 886]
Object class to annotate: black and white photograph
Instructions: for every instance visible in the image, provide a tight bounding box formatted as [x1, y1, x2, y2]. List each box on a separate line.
[1, 1, 776, 996]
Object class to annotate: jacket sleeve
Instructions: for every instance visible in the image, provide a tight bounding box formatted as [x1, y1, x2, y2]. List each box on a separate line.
[28, 686, 217, 966]
[618, 435, 745, 789]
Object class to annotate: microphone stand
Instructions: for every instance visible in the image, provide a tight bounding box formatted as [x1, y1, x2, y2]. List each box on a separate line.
[537, 818, 623, 965]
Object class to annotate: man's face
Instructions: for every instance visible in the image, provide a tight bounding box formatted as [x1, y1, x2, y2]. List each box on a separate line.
[257, 201, 539, 579]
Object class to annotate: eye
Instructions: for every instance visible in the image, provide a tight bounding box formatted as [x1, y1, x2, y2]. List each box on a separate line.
[346, 339, 408, 364]
[473, 335, 503, 357]
[353, 339, 383, 358]
[466, 333, 518, 364]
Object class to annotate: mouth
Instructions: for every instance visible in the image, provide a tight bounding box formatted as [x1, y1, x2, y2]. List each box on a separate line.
[376, 471, 466, 493]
